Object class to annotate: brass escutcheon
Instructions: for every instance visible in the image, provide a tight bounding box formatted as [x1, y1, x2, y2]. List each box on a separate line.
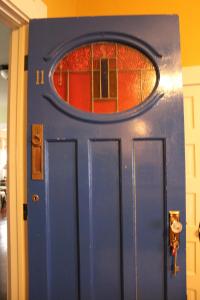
[32, 194, 40, 202]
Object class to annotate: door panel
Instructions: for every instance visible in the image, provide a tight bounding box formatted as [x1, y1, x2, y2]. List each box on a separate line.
[28, 16, 186, 300]
[90, 140, 122, 300]
[135, 140, 165, 299]
[48, 141, 79, 299]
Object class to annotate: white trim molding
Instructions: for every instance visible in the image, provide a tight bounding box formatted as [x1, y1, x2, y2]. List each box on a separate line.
[0, 0, 47, 27]
[183, 66, 200, 86]
[183, 65, 200, 299]
[0, 1, 47, 300]
[8, 25, 29, 300]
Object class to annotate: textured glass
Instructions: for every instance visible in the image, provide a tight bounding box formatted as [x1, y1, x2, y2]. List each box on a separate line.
[93, 43, 116, 59]
[93, 71, 100, 98]
[52, 42, 157, 114]
[109, 70, 117, 98]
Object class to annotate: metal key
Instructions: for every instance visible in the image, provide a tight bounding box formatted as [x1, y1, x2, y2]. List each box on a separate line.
[172, 240, 180, 276]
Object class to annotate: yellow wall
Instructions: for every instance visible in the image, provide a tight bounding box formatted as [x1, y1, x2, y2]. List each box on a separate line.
[43, 0, 200, 67]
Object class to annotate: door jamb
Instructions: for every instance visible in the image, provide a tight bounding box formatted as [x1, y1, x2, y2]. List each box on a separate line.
[0, 1, 47, 299]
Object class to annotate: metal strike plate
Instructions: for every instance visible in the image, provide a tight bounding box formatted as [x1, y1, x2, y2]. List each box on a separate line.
[169, 211, 182, 247]
[32, 124, 44, 180]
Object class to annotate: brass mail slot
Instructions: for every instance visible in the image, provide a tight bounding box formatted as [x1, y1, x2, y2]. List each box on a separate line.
[32, 124, 44, 180]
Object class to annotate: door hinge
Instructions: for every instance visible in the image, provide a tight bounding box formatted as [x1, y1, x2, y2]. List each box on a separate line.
[24, 55, 28, 71]
[23, 203, 28, 220]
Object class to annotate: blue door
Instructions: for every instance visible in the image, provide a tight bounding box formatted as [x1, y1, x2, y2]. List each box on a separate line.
[28, 16, 186, 300]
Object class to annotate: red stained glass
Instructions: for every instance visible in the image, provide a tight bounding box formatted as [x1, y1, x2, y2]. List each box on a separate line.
[62, 45, 91, 72]
[93, 59, 100, 70]
[53, 72, 68, 102]
[93, 43, 116, 59]
[117, 45, 153, 71]
[141, 70, 157, 100]
[118, 71, 141, 111]
[109, 70, 117, 98]
[93, 71, 100, 98]
[94, 100, 117, 113]
[52, 42, 157, 114]
[109, 59, 116, 69]
[69, 72, 91, 112]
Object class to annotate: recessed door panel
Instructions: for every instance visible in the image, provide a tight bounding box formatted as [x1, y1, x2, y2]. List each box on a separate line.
[47, 141, 79, 299]
[135, 140, 165, 299]
[89, 140, 122, 300]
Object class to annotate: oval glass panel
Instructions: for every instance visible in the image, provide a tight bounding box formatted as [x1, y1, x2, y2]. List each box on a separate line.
[52, 42, 157, 114]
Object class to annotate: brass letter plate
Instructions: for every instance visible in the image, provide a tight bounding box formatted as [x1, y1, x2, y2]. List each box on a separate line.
[32, 124, 44, 180]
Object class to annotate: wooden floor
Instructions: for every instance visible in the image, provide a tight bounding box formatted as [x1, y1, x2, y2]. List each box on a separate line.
[0, 209, 7, 300]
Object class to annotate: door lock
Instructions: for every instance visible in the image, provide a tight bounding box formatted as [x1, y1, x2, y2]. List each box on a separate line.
[170, 219, 183, 234]
[169, 211, 183, 276]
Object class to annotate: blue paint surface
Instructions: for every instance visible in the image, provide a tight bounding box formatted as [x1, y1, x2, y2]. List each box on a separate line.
[28, 16, 186, 300]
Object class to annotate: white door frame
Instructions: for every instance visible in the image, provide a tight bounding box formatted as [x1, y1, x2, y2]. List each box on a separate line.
[0, 1, 47, 299]
[183, 66, 200, 299]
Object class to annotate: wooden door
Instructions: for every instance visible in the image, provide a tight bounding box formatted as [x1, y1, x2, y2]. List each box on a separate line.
[27, 16, 186, 300]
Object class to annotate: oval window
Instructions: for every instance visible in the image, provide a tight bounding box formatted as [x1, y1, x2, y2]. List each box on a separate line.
[52, 42, 157, 114]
